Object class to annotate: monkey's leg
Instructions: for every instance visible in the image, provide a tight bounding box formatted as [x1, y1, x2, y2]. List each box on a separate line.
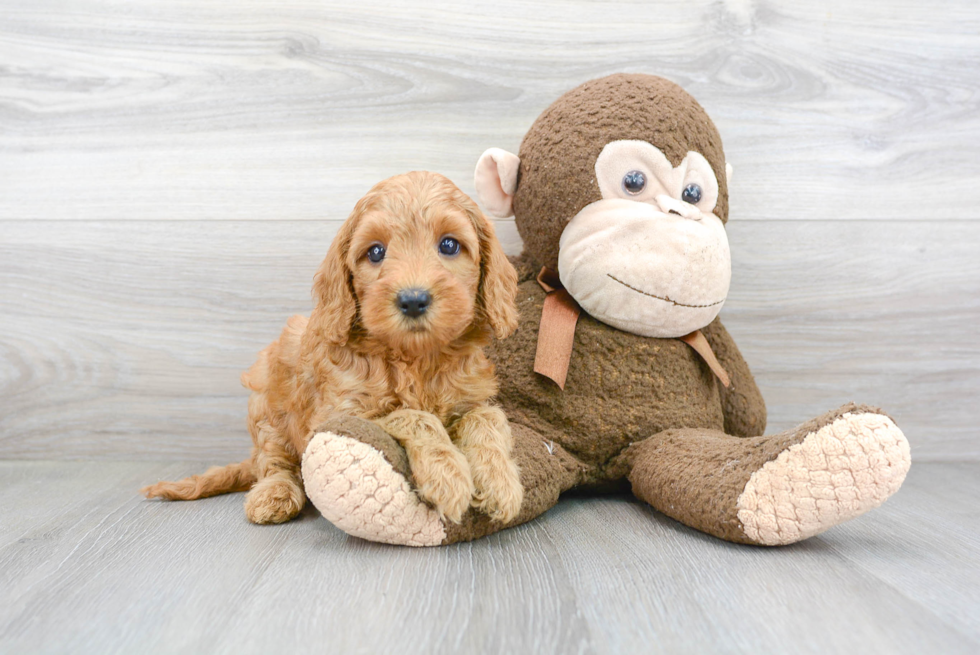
[624, 403, 910, 545]
[301, 416, 583, 546]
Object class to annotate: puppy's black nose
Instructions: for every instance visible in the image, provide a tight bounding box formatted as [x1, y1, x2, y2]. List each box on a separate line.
[396, 288, 431, 318]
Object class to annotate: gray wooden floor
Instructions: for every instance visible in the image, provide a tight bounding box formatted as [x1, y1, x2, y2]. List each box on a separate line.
[0, 461, 977, 654]
[3, 0, 980, 653]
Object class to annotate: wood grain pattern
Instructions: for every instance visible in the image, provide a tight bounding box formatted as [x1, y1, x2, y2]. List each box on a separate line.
[1, 219, 977, 461]
[0, 461, 977, 654]
[2, 3, 977, 653]
[1, 0, 978, 221]
[2, 0, 977, 459]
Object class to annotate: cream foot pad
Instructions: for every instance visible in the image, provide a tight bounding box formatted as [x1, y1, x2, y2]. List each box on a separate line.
[302, 431, 446, 547]
[737, 412, 911, 546]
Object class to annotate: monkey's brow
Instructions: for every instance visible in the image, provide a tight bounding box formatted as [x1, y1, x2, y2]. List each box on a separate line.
[606, 274, 726, 308]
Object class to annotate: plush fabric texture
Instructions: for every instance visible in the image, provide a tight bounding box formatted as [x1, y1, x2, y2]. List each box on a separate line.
[557, 198, 731, 337]
[300, 73, 909, 548]
[305, 278, 773, 545]
[303, 431, 446, 547]
[304, 418, 582, 546]
[593, 141, 720, 216]
[737, 410, 910, 545]
[679, 330, 730, 388]
[306, 315, 909, 548]
[303, 416, 448, 547]
[513, 73, 729, 271]
[474, 147, 520, 218]
[443, 423, 584, 544]
[488, 280, 735, 471]
[624, 403, 907, 545]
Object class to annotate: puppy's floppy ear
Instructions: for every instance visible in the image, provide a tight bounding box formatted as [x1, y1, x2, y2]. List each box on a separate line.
[308, 210, 360, 346]
[473, 209, 519, 339]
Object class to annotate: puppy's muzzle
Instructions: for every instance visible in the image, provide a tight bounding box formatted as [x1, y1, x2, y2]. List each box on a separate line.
[396, 288, 431, 318]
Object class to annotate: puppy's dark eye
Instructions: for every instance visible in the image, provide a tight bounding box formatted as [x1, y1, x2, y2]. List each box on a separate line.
[622, 170, 646, 195]
[438, 237, 460, 256]
[681, 183, 702, 204]
[366, 244, 386, 263]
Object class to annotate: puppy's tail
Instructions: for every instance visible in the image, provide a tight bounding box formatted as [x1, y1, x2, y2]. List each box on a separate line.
[141, 458, 256, 501]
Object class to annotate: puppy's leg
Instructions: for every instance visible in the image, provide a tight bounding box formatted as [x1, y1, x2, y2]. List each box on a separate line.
[375, 409, 474, 523]
[453, 406, 523, 523]
[243, 420, 306, 524]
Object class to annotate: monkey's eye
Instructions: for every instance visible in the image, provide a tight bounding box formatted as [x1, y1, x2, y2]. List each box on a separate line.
[681, 183, 702, 205]
[438, 237, 460, 256]
[622, 170, 646, 195]
[366, 243, 386, 263]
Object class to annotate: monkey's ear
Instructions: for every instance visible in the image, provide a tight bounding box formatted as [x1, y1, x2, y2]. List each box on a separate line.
[474, 148, 520, 218]
[475, 211, 519, 339]
[308, 218, 358, 346]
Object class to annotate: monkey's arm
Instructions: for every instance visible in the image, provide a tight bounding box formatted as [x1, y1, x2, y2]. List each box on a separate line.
[702, 318, 767, 438]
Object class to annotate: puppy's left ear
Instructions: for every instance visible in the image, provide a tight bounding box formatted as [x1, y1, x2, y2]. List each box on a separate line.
[308, 210, 360, 345]
[474, 210, 519, 339]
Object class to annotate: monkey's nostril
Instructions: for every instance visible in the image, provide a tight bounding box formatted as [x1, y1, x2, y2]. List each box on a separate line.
[668, 209, 682, 216]
[396, 288, 431, 318]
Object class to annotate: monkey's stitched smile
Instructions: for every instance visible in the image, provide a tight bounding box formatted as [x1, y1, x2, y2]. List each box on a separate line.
[606, 274, 726, 309]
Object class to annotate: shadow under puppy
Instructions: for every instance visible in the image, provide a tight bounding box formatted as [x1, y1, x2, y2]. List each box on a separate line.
[142, 171, 523, 526]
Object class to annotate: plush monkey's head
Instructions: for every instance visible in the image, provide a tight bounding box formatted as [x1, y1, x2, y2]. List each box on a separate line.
[475, 73, 733, 338]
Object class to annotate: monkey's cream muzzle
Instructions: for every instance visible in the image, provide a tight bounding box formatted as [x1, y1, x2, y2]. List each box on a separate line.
[558, 198, 731, 338]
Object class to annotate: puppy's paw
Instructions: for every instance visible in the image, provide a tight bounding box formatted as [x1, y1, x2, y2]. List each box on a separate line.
[244, 477, 304, 524]
[472, 455, 523, 524]
[410, 444, 475, 524]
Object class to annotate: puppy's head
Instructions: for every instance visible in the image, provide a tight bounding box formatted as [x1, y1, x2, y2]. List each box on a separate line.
[309, 171, 518, 355]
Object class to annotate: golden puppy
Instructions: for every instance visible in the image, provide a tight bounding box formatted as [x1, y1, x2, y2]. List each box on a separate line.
[142, 171, 522, 525]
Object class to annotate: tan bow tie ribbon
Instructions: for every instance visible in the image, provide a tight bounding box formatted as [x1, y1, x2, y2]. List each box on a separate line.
[533, 267, 730, 390]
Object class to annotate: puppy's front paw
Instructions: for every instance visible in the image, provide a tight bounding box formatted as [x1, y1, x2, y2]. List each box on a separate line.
[410, 445, 475, 524]
[472, 455, 523, 524]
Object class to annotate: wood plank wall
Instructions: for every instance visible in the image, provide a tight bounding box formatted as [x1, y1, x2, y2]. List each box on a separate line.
[2, 0, 978, 461]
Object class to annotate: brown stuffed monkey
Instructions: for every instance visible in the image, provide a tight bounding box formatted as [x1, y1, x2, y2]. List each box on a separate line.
[302, 74, 911, 547]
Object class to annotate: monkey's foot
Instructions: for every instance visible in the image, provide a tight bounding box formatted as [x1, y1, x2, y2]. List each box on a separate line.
[736, 410, 910, 546]
[301, 427, 447, 547]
